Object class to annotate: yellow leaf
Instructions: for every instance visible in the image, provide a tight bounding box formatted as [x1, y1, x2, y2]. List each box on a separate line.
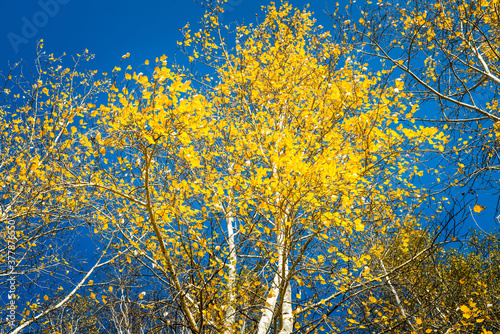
[460, 305, 472, 319]
[354, 219, 364, 231]
[122, 52, 130, 59]
[473, 204, 486, 213]
[179, 80, 191, 92]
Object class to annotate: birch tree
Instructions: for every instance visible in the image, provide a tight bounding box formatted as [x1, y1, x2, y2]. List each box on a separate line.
[0, 44, 122, 333]
[339, 0, 500, 207]
[334, 1, 500, 331]
[84, 2, 447, 333]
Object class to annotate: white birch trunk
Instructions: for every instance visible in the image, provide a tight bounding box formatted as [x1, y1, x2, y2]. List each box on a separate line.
[278, 259, 293, 334]
[256, 113, 294, 334]
[224, 201, 237, 333]
[379, 258, 416, 331]
[256, 237, 283, 334]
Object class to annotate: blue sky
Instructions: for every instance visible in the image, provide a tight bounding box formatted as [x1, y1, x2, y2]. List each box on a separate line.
[0, 0, 335, 74]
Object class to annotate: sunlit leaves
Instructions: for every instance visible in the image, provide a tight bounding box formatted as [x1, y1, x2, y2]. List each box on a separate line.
[473, 204, 487, 213]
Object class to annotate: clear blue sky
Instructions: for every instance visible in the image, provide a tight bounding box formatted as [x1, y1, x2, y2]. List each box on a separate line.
[0, 0, 336, 74]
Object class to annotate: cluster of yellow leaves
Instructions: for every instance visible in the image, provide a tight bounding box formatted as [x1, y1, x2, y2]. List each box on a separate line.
[90, 2, 448, 331]
[395, 0, 499, 85]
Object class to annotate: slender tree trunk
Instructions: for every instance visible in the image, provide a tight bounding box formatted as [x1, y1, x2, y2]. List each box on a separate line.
[278, 259, 293, 334]
[224, 198, 237, 333]
[379, 258, 416, 332]
[256, 232, 284, 334]
[257, 114, 294, 334]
